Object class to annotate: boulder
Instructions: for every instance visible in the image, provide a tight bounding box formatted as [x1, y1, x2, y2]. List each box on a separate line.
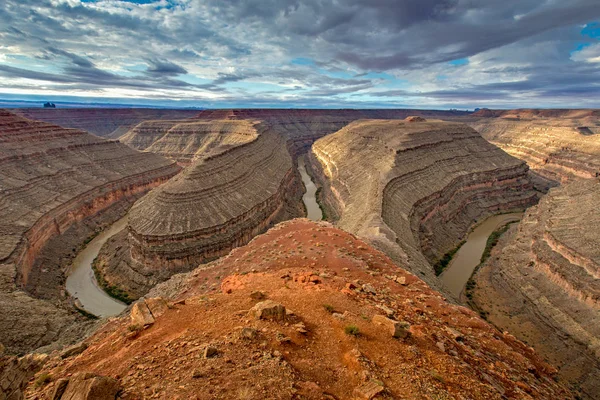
[57, 373, 120, 400]
[145, 297, 168, 318]
[354, 380, 385, 399]
[60, 342, 88, 359]
[250, 300, 286, 321]
[372, 315, 410, 339]
[130, 301, 154, 326]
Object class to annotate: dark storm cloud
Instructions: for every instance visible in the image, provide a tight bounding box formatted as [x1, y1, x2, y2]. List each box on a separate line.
[146, 59, 188, 76]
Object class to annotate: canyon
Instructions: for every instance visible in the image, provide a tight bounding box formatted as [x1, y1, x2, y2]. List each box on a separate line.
[308, 118, 537, 291]
[0, 110, 180, 354]
[1, 107, 598, 400]
[22, 219, 572, 399]
[12, 108, 199, 139]
[471, 178, 600, 398]
[468, 109, 600, 191]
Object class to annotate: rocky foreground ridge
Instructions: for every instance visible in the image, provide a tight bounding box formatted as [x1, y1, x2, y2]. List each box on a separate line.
[469, 109, 600, 190]
[20, 219, 572, 400]
[471, 178, 600, 399]
[13, 108, 199, 138]
[0, 110, 181, 354]
[308, 118, 537, 288]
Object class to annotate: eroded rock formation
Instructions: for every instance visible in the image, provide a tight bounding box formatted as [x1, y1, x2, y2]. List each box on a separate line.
[96, 122, 305, 297]
[308, 118, 537, 288]
[24, 220, 573, 399]
[0, 110, 180, 354]
[469, 109, 600, 190]
[120, 119, 259, 164]
[13, 108, 198, 138]
[471, 178, 600, 398]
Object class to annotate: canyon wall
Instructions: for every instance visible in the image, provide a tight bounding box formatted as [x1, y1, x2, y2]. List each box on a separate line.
[0, 110, 181, 354]
[96, 121, 305, 297]
[12, 108, 198, 138]
[469, 109, 600, 190]
[308, 118, 537, 289]
[471, 178, 600, 399]
[119, 119, 258, 164]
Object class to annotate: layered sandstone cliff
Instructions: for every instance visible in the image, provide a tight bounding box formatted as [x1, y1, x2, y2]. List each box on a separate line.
[119, 119, 258, 164]
[13, 108, 198, 138]
[96, 122, 305, 297]
[308, 118, 537, 288]
[0, 110, 180, 354]
[469, 109, 600, 190]
[471, 178, 600, 398]
[25, 220, 572, 400]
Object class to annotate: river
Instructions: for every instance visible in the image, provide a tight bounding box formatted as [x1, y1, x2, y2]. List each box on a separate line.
[298, 155, 323, 221]
[65, 216, 128, 317]
[440, 213, 522, 298]
[66, 157, 321, 317]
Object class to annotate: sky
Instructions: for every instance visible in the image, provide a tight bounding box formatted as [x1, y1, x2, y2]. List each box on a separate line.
[0, 0, 599, 109]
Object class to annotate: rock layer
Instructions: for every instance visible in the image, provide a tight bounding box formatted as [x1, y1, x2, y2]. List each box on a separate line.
[471, 178, 600, 398]
[13, 108, 198, 138]
[0, 110, 180, 353]
[309, 119, 537, 288]
[120, 119, 258, 164]
[97, 122, 305, 296]
[469, 109, 600, 190]
[25, 219, 572, 400]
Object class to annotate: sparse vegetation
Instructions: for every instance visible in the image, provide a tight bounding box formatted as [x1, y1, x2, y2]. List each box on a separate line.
[465, 221, 517, 303]
[344, 325, 360, 336]
[433, 240, 465, 276]
[92, 258, 134, 304]
[34, 372, 52, 388]
[323, 304, 335, 313]
[430, 370, 446, 384]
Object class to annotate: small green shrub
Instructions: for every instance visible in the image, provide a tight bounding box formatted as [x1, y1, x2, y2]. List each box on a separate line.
[344, 325, 360, 336]
[323, 304, 335, 313]
[34, 373, 52, 388]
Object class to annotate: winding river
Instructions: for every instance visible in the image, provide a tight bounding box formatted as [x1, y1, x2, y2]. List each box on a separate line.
[65, 216, 128, 317]
[66, 157, 323, 318]
[440, 213, 522, 298]
[298, 155, 323, 221]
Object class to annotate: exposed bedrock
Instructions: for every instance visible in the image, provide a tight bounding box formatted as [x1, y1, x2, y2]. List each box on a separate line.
[471, 178, 600, 399]
[12, 108, 198, 138]
[0, 110, 180, 354]
[469, 110, 600, 190]
[119, 119, 259, 164]
[308, 118, 537, 290]
[96, 122, 306, 297]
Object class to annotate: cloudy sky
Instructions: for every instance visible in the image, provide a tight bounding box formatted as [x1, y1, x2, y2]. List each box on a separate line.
[0, 0, 599, 109]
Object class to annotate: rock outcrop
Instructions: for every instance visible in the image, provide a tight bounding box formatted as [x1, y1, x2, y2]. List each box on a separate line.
[471, 178, 600, 399]
[308, 119, 537, 288]
[119, 119, 258, 164]
[469, 109, 600, 190]
[12, 108, 198, 138]
[0, 110, 180, 354]
[24, 220, 573, 399]
[95, 122, 305, 297]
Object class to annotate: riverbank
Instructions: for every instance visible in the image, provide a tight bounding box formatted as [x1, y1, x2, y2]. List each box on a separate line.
[65, 216, 128, 317]
[439, 213, 522, 298]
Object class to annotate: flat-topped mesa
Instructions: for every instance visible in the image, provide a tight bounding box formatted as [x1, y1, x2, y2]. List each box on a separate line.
[471, 178, 600, 398]
[12, 108, 198, 138]
[469, 109, 600, 190]
[120, 123, 304, 287]
[119, 119, 258, 165]
[309, 119, 536, 288]
[0, 110, 181, 354]
[194, 109, 470, 159]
